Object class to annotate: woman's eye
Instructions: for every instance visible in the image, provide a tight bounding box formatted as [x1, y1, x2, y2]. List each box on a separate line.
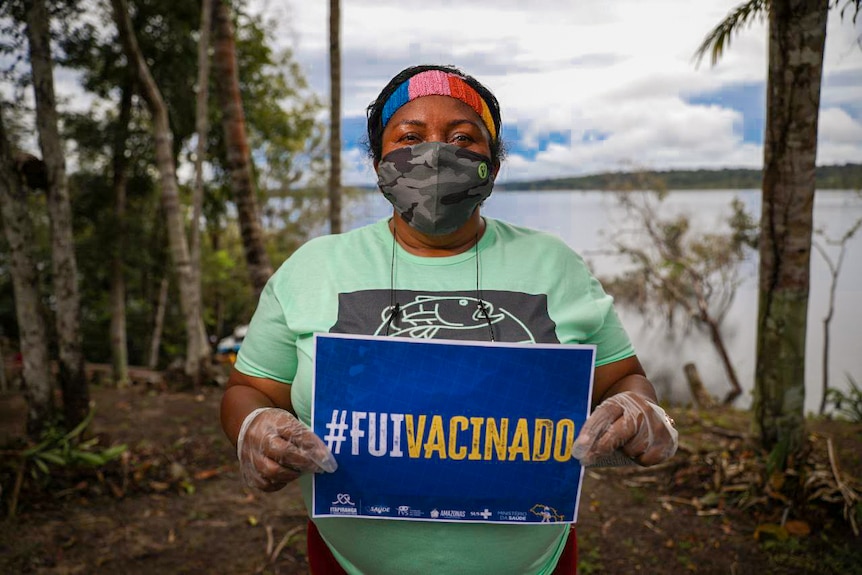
[400, 133, 421, 143]
[452, 134, 473, 143]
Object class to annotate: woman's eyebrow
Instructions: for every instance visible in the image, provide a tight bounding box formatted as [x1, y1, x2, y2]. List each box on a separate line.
[392, 118, 481, 129]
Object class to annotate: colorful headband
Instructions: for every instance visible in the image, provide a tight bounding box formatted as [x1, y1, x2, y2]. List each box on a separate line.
[381, 70, 498, 141]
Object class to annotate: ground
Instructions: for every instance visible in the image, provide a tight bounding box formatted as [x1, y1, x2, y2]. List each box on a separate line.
[1, 384, 860, 575]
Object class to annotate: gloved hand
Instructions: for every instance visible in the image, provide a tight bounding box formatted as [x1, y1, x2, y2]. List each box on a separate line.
[572, 391, 678, 467]
[237, 407, 338, 491]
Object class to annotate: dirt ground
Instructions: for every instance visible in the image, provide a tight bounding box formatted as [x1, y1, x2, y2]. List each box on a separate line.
[1, 383, 860, 575]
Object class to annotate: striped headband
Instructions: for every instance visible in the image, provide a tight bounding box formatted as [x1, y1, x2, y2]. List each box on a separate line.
[381, 70, 498, 141]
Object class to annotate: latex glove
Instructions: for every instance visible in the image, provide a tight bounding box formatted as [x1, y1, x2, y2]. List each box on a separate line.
[237, 407, 338, 491]
[572, 391, 678, 467]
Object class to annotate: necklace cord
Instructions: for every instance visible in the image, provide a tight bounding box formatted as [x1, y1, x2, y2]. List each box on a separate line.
[385, 223, 494, 342]
[384, 223, 399, 336]
[475, 232, 495, 342]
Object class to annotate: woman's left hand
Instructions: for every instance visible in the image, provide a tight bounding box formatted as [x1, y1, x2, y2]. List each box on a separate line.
[572, 391, 678, 466]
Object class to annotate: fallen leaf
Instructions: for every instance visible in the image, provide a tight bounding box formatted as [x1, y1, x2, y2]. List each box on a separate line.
[248, 515, 259, 526]
[194, 468, 221, 481]
[784, 520, 811, 537]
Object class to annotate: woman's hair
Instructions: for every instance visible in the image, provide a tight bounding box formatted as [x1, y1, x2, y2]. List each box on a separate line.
[365, 64, 504, 165]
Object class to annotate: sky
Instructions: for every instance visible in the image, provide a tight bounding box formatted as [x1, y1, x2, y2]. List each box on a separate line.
[250, 0, 862, 186]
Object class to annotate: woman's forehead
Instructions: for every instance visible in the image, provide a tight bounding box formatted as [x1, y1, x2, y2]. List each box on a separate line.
[386, 96, 487, 129]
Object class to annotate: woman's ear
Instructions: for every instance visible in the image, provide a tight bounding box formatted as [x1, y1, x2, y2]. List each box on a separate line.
[491, 162, 500, 181]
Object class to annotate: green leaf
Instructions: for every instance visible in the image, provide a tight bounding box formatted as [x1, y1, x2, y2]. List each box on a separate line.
[101, 444, 128, 460]
[33, 457, 50, 474]
[63, 407, 95, 442]
[74, 451, 106, 466]
[37, 451, 67, 466]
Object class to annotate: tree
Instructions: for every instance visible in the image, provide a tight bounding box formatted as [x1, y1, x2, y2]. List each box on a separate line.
[24, 0, 89, 429]
[111, 0, 211, 382]
[109, 78, 133, 388]
[696, 0, 860, 463]
[0, 107, 53, 439]
[601, 188, 758, 404]
[328, 0, 342, 234]
[812, 211, 862, 415]
[190, 0, 214, 389]
[212, 0, 272, 297]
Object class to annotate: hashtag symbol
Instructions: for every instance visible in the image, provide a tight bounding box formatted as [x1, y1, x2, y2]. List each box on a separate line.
[323, 409, 348, 454]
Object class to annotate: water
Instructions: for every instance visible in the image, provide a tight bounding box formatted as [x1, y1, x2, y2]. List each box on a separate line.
[343, 189, 862, 414]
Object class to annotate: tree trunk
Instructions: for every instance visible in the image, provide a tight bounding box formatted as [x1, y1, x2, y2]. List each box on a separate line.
[148, 276, 170, 370]
[190, 0, 214, 390]
[24, 0, 89, 429]
[703, 313, 742, 404]
[212, 1, 273, 297]
[111, 0, 211, 382]
[328, 0, 342, 234]
[753, 0, 828, 459]
[683, 362, 716, 409]
[110, 80, 133, 388]
[0, 108, 54, 439]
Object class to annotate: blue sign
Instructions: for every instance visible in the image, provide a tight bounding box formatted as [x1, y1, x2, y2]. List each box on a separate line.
[311, 334, 595, 524]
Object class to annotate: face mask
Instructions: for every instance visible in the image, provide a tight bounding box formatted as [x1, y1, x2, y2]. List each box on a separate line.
[377, 142, 495, 236]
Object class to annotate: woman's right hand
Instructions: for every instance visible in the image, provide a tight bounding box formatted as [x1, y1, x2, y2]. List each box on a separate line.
[237, 407, 338, 492]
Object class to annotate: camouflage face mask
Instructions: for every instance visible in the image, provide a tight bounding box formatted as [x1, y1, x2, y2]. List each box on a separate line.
[377, 142, 495, 236]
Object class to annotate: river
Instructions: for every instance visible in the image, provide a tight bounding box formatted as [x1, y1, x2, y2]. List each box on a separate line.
[342, 188, 862, 414]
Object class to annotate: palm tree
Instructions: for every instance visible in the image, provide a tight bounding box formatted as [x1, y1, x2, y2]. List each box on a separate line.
[696, 0, 860, 461]
[24, 0, 89, 429]
[328, 0, 342, 234]
[212, 1, 273, 297]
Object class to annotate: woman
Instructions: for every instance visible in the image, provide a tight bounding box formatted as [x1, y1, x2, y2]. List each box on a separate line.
[220, 64, 678, 574]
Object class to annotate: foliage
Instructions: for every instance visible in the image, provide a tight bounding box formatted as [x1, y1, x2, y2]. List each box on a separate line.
[4, 407, 127, 518]
[693, 0, 859, 68]
[826, 375, 862, 422]
[693, 0, 768, 67]
[598, 179, 758, 403]
[600, 190, 758, 329]
[0, 0, 333, 367]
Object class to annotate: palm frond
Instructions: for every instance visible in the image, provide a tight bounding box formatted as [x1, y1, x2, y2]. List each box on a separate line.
[835, 0, 861, 23]
[693, 0, 769, 68]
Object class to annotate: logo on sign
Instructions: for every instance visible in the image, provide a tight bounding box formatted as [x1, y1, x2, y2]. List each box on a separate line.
[438, 509, 466, 519]
[332, 493, 355, 506]
[329, 493, 358, 515]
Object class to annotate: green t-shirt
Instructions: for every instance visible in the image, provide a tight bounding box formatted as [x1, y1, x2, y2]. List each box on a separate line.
[235, 217, 635, 575]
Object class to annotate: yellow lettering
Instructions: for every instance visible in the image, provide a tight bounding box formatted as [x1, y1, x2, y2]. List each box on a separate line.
[405, 415, 426, 458]
[468, 417, 485, 460]
[554, 419, 576, 462]
[508, 418, 531, 461]
[448, 416, 468, 460]
[485, 418, 508, 460]
[532, 419, 553, 461]
[424, 415, 447, 459]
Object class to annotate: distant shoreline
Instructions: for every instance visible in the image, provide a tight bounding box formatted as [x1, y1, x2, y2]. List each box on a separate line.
[494, 163, 862, 191]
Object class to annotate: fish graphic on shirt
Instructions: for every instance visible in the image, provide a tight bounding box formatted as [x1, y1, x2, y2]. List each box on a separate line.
[374, 295, 504, 339]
